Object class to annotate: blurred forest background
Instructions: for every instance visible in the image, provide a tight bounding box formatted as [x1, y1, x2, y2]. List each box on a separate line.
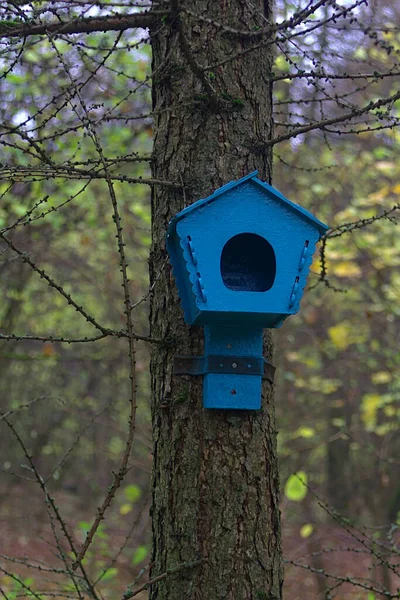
[0, 0, 399, 598]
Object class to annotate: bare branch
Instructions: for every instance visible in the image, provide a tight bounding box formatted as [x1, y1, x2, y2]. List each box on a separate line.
[0, 166, 181, 188]
[2, 416, 99, 600]
[326, 204, 400, 239]
[0, 232, 113, 335]
[0, 332, 121, 343]
[122, 559, 204, 599]
[0, 11, 169, 40]
[47, 36, 140, 571]
[0, 396, 56, 421]
[263, 88, 400, 147]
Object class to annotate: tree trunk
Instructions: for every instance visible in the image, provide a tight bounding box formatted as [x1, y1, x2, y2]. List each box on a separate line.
[149, 2, 283, 598]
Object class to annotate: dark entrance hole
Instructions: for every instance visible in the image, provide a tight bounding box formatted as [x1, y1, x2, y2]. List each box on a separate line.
[220, 233, 276, 292]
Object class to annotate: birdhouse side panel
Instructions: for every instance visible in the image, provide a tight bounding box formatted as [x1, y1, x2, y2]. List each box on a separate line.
[288, 233, 321, 314]
[166, 230, 201, 324]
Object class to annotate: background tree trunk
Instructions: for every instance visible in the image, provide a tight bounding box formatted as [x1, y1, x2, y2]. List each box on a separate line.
[149, 2, 283, 598]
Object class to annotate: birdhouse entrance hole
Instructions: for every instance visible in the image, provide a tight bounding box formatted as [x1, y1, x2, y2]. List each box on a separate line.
[220, 233, 276, 292]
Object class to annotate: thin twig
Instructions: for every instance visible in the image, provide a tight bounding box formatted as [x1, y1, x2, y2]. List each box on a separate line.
[2, 416, 99, 600]
[47, 38, 140, 571]
[122, 559, 204, 599]
[0, 396, 57, 421]
[0, 232, 112, 335]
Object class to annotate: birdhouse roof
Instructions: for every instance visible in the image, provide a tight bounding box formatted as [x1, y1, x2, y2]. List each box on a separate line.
[167, 171, 329, 235]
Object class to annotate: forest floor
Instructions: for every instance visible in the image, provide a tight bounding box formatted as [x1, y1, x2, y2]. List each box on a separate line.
[1, 484, 398, 599]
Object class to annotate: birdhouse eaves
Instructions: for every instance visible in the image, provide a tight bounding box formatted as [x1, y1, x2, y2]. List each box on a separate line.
[167, 171, 329, 237]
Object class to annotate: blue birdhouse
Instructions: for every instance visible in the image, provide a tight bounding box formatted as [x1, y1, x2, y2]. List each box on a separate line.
[167, 171, 328, 410]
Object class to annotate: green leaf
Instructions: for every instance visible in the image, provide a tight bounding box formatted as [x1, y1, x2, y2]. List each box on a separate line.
[124, 484, 141, 503]
[78, 521, 91, 531]
[132, 545, 148, 566]
[332, 417, 345, 428]
[284, 472, 308, 502]
[100, 568, 118, 582]
[295, 427, 315, 439]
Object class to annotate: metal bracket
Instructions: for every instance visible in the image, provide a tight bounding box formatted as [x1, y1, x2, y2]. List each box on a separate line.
[173, 355, 275, 384]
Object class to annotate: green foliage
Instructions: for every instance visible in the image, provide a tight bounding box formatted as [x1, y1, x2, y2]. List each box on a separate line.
[0, 28, 153, 599]
[131, 545, 148, 566]
[120, 484, 142, 514]
[284, 472, 308, 502]
[1, 3, 400, 599]
[299, 523, 313, 538]
[99, 567, 118, 582]
[274, 53, 400, 574]
[1, 577, 39, 600]
[124, 484, 141, 503]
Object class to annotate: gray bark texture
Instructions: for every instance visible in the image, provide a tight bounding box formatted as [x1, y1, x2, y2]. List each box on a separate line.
[149, 2, 283, 598]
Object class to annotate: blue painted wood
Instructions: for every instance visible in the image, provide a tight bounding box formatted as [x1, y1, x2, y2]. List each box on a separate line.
[166, 171, 329, 409]
[203, 325, 263, 410]
[167, 171, 329, 328]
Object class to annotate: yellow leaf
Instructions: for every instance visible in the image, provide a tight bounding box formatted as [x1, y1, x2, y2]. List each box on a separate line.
[332, 261, 361, 278]
[328, 323, 351, 350]
[274, 55, 290, 72]
[300, 524, 314, 538]
[295, 427, 315, 439]
[371, 371, 392, 384]
[311, 253, 321, 271]
[308, 375, 341, 394]
[361, 393, 381, 430]
[120, 503, 133, 515]
[334, 207, 358, 222]
[366, 187, 389, 204]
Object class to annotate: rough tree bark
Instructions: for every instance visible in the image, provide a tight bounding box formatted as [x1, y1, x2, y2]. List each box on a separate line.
[149, 2, 283, 598]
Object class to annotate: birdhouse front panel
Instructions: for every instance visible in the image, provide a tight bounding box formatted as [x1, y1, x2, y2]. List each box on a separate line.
[169, 176, 326, 328]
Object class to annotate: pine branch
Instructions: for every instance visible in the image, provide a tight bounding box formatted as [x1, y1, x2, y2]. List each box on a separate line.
[123, 560, 204, 599]
[263, 88, 400, 147]
[0, 231, 112, 335]
[0, 11, 169, 39]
